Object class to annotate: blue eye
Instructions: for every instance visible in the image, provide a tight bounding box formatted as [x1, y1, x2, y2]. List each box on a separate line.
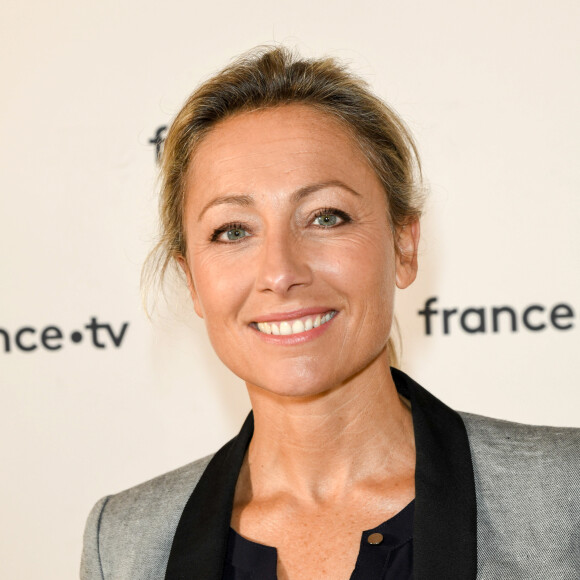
[314, 214, 339, 227]
[225, 227, 247, 241]
[210, 223, 250, 243]
[313, 207, 353, 229]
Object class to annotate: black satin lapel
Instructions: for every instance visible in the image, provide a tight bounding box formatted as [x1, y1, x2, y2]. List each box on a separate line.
[165, 412, 254, 580]
[392, 368, 477, 580]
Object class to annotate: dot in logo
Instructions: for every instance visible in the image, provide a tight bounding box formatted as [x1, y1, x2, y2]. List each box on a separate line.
[70, 331, 83, 343]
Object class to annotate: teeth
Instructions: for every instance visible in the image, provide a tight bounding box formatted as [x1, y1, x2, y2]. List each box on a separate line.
[292, 320, 305, 334]
[255, 312, 335, 336]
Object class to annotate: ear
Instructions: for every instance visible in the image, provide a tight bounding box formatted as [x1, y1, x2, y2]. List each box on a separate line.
[176, 255, 204, 319]
[395, 219, 420, 289]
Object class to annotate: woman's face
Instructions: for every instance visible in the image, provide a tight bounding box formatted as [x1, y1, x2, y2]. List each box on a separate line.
[180, 104, 419, 397]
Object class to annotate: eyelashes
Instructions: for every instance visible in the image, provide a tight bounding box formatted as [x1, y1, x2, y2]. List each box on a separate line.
[209, 207, 353, 243]
[312, 207, 352, 227]
[210, 222, 249, 243]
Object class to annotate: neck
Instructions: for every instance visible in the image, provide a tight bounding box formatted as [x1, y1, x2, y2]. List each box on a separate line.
[243, 355, 415, 502]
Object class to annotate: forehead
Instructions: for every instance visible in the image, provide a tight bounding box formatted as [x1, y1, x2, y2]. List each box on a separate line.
[185, 104, 381, 203]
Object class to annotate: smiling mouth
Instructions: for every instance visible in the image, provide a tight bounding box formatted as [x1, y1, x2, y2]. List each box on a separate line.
[252, 311, 337, 336]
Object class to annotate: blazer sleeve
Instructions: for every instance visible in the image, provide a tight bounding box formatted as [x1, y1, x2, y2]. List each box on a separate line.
[80, 496, 110, 580]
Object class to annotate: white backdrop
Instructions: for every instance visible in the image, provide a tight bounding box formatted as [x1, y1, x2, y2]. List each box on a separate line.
[1, 1, 578, 578]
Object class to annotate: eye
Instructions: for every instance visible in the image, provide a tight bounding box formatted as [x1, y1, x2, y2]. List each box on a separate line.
[225, 227, 248, 241]
[312, 208, 351, 228]
[315, 214, 338, 227]
[210, 223, 251, 243]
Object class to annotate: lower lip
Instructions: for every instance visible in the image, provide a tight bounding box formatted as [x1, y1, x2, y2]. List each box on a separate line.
[250, 312, 338, 345]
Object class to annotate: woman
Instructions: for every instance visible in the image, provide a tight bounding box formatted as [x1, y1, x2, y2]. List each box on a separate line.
[81, 47, 580, 579]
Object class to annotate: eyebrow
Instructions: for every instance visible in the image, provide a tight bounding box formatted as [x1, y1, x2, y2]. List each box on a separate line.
[197, 179, 361, 222]
[197, 194, 253, 222]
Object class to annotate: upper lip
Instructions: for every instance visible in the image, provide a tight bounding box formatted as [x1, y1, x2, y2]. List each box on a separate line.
[251, 307, 336, 323]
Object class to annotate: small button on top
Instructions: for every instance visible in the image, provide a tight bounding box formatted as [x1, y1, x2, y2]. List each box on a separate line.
[367, 532, 384, 545]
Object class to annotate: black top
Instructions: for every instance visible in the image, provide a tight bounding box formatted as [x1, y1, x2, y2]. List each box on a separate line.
[223, 500, 414, 579]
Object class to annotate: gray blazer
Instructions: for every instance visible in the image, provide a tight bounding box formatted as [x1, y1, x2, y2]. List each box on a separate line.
[81, 370, 580, 579]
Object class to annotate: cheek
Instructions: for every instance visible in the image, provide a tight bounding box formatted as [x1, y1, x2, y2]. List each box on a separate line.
[324, 232, 397, 344]
[316, 229, 396, 294]
[189, 253, 255, 367]
[189, 249, 251, 321]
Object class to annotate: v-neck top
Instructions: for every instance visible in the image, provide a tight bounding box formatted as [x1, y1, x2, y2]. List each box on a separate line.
[223, 499, 414, 579]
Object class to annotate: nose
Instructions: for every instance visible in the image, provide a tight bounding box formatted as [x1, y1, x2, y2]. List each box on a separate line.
[255, 230, 312, 295]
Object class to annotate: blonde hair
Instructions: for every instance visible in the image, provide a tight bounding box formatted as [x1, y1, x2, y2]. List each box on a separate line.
[144, 46, 424, 366]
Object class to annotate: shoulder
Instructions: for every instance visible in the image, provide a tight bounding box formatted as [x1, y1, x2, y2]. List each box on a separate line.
[460, 410, 580, 488]
[81, 454, 214, 580]
[101, 453, 214, 524]
[458, 412, 580, 578]
[460, 410, 580, 468]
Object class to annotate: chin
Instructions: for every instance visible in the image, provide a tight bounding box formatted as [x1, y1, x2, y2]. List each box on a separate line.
[224, 344, 390, 401]
[250, 382, 335, 400]
[243, 364, 339, 400]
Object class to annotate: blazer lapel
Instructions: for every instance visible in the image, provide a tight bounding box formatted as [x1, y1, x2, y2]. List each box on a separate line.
[393, 368, 477, 579]
[165, 413, 254, 580]
[166, 370, 477, 579]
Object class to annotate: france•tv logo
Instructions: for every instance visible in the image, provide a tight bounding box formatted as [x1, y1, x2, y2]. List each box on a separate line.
[0, 317, 129, 353]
